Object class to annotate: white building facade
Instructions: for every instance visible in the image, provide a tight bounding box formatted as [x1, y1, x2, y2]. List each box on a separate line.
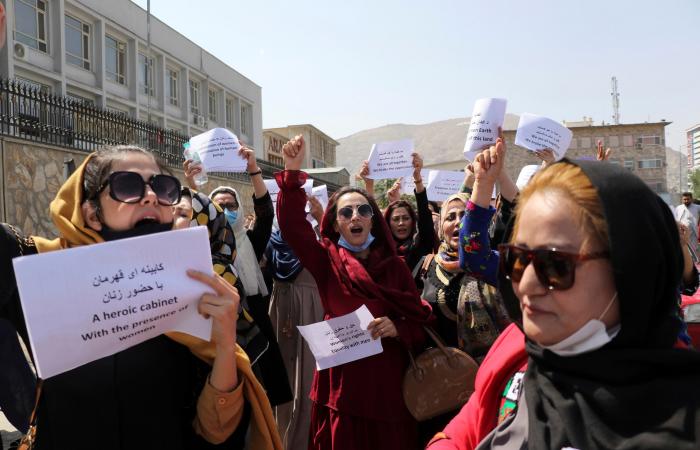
[0, 0, 263, 153]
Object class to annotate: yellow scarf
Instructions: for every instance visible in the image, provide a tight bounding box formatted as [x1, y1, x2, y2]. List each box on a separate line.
[33, 154, 282, 449]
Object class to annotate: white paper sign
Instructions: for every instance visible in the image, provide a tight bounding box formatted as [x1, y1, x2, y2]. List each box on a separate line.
[189, 128, 246, 172]
[515, 164, 541, 190]
[265, 178, 313, 215]
[463, 98, 507, 160]
[401, 169, 431, 195]
[311, 185, 329, 210]
[514, 114, 573, 160]
[297, 305, 383, 370]
[13, 227, 214, 379]
[367, 139, 415, 180]
[426, 170, 465, 202]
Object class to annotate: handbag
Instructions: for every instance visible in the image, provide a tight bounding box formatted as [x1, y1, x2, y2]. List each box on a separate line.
[403, 326, 479, 421]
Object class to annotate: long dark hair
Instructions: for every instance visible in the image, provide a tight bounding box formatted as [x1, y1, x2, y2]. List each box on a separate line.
[383, 200, 417, 241]
[322, 186, 390, 247]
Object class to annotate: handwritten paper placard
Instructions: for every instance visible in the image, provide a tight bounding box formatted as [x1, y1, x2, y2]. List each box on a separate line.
[426, 170, 465, 202]
[307, 185, 329, 226]
[515, 164, 541, 190]
[401, 169, 431, 195]
[463, 98, 507, 160]
[265, 178, 313, 215]
[514, 114, 573, 160]
[189, 128, 246, 172]
[13, 227, 214, 379]
[367, 139, 415, 180]
[297, 305, 382, 370]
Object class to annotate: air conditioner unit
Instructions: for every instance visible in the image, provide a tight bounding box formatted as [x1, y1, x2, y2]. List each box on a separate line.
[14, 42, 27, 60]
[635, 143, 643, 149]
[195, 115, 207, 128]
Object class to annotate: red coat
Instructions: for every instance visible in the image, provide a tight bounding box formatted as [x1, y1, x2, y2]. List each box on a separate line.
[275, 170, 430, 423]
[427, 324, 528, 449]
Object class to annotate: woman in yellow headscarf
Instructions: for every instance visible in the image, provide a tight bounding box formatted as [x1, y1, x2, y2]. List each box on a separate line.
[0, 145, 282, 450]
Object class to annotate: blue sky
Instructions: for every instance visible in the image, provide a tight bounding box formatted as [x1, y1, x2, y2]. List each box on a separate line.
[132, 0, 699, 151]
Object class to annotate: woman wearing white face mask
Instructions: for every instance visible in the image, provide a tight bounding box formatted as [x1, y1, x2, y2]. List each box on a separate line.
[207, 146, 293, 407]
[427, 142, 700, 450]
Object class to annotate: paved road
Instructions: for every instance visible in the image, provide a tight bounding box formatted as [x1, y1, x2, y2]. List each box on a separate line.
[1, 411, 21, 449]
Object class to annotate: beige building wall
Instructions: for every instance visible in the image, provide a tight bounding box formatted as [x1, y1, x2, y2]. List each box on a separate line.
[262, 130, 288, 167]
[1, 138, 253, 237]
[265, 124, 338, 169]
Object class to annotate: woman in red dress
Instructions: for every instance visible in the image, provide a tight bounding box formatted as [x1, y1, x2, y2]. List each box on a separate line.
[275, 135, 432, 450]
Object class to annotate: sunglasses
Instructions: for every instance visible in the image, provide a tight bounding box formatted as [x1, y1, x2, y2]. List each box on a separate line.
[497, 244, 609, 290]
[97, 171, 182, 206]
[337, 204, 374, 221]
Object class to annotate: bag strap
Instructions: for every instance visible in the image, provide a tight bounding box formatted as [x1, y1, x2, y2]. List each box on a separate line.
[419, 253, 435, 279]
[18, 379, 43, 449]
[411, 255, 426, 279]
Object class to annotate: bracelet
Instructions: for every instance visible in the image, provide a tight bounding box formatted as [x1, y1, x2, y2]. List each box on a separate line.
[248, 169, 262, 177]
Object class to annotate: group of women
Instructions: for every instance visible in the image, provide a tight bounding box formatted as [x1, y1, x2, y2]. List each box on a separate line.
[2, 130, 700, 450]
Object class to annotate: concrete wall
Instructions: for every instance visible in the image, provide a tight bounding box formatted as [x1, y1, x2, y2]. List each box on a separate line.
[0, 138, 253, 238]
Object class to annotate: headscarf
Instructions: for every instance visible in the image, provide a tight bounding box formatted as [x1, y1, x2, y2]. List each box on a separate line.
[209, 187, 268, 297]
[383, 200, 418, 256]
[315, 184, 432, 323]
[34, 154, 281, 449]
[434, 193, 470, 274]
[522, 159, 700, 450]
[266, 229, 303, 282]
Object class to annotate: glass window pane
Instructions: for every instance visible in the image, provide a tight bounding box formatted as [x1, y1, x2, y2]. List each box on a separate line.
[65, 27, 82, 56]
[65, 15, 81, 29]
[15, 1, 38, 38]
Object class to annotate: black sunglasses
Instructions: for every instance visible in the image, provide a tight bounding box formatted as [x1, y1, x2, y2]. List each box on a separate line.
[97, 171, 182, 206]
[337, 204, 374, 220]
[497, 244, 609, 291]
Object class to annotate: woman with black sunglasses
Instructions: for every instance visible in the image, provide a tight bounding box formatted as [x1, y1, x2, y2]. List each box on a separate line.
[428, 141, 700, 450]
[0, 145, 282, 449]
[277, 135, 432, 450]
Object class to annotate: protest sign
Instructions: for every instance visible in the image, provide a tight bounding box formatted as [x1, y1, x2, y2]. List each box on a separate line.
[13, 227, 214, 379]
[367, 139, 415, 180]
[514, 114, 573, 160]
[426, 170, 465, 202]
[463, 98, 507, 160]
[189, 128, 246, 172]
[265, 178, 313, 215]
[311, 185, 329, 210]
[516, 164, 541, 190]
[297, 305, 383, 370]
[401, 169, 431, 195]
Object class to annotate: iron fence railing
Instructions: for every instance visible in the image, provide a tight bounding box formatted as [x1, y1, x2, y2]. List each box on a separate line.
[0, 78, 342, 192]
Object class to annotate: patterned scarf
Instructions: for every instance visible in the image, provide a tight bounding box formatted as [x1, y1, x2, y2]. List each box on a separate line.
[434, 241, 461, 274]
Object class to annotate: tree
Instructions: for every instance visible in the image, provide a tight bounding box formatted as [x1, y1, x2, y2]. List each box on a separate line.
[689, 168, 700, 199]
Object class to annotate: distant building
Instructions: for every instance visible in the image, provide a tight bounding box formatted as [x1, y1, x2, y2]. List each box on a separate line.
[687, 123, 700, 171]
[263, 124, 348, 189]
[1, 0, 263, 154]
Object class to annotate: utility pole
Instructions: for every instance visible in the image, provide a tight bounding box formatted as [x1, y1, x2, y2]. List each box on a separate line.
[146, 0, 151, 124]
[611, 76, 620, 125]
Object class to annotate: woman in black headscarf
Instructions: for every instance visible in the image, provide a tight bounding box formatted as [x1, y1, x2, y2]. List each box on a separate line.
[428, 141, 700, 450]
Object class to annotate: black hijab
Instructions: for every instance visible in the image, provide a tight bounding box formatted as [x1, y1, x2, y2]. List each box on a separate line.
[523, 160, 700, 450]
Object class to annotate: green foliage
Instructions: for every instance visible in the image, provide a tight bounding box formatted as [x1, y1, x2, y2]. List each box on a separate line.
[690, 169, 700, 199]
[357, 178, 418, 210]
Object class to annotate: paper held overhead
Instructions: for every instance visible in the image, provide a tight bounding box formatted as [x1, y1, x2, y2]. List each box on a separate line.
[426, 170, 465, 202]
[463, 98, 507, 161]
[516, 164, 541, 190]
[366, 139, 415, 180]
[189, 128, 246, 173]
[514, 114, 573, 160]
[12, 227, 214, 379]
[401, 169, 431, 195]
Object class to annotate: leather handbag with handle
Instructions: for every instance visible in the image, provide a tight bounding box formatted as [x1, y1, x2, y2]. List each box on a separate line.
[403, 326, 479, 421]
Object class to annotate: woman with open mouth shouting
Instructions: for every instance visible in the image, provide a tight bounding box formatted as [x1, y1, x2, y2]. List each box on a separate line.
[276, 135, 433, 450]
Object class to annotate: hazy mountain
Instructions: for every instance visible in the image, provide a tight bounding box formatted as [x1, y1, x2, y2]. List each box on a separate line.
[336, 114, 521, 175]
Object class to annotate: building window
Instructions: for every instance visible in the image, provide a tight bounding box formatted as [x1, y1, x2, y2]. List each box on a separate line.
[225, 98, 235, 130]
[579, 137, 591, 148]
[14, 0, 48, 52]
[312, 158, 326, 168]
[15, 76, 50, 94]
[138, 53, 155, 96]
[65, 15, 91, 70]
[569, 138, 578, 149]
[166, 68, 179, 106]
[608, 135, 619, 147]
[66, 93, 94, 106]
[622, 135, 634, 147]
[638, 159, 662, 169]
[208, 89, 218, 122]
[268, 154, 283, 166]
[189, 80, 200, 116]
[624, 159, 634, 171]
[105, 36, 126, 85]
[240, 102, 251, 139]
[637, 136, 663, 146]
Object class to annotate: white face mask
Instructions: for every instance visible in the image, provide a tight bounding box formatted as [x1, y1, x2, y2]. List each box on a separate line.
[542, 293, 620, 357]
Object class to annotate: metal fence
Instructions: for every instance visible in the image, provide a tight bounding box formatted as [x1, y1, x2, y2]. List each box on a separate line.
[0, 78, 342, 191]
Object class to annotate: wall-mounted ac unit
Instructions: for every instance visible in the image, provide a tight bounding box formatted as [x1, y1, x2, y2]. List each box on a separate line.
[14, 42, 27, 60]
[635, 143, 643, 149]
[195, 115, 207, 128]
